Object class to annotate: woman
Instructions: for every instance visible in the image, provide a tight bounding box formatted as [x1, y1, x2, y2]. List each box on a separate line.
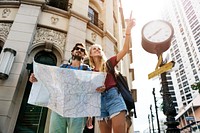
[88, 14, 135, 133]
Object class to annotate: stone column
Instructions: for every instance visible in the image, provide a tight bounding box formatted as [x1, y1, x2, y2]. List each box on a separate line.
[0, 3, 42, 133]
[63, 0, 89, 62]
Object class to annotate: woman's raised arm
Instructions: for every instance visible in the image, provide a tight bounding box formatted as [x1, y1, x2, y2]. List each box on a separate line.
[116, 11, 136, 62]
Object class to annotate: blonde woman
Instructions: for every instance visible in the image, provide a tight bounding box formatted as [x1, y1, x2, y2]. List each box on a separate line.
[89, 14, 135, 133]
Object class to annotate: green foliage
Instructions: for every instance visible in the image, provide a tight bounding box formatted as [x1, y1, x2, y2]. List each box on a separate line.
[191, 81, 200, 93]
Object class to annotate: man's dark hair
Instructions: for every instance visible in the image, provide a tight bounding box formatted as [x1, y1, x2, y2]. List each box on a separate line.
[71, 42, 86, 55]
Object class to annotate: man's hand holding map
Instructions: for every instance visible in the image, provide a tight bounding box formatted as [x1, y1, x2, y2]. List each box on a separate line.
[28, 61, 106, 117]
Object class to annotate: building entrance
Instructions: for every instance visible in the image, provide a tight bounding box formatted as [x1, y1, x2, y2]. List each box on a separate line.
[14, 51, 57, 133]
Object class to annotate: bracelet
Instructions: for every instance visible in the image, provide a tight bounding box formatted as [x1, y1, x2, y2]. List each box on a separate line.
[126, 33, 131, 36]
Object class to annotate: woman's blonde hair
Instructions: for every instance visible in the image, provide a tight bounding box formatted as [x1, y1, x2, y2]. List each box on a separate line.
[89, 44, 107, 72]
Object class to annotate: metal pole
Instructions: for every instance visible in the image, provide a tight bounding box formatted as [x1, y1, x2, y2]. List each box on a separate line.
[161, 71, 180, 132]
[153, 88, 161, 133]
[150, 105, 155, 133]
[148, 114, 151, 133]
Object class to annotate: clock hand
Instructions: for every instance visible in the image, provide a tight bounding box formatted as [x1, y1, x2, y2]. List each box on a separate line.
[148, 28, 162, 39]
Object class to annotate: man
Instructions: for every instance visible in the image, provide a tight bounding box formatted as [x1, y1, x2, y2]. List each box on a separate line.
[29, 42, 92, 133]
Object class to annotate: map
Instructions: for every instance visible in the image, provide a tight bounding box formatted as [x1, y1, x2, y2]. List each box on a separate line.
[28, 61, 106, 117]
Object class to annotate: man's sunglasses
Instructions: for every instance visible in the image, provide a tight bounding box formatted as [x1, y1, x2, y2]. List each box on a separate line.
[75, 47, 85, 52]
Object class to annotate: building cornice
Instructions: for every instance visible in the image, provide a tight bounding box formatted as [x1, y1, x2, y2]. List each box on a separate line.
[0, 1, 20, 8]
[104, 30, 118, 45]
[70, 10, 90, 23]
[20, 0, 45, 6]
[42, 5, 70, 18]
[87, 23, 103, 37]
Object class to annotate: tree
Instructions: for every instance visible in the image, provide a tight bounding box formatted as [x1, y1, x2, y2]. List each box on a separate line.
[191, 81, 200, 93]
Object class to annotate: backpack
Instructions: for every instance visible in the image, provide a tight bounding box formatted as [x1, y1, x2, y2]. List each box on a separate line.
[106, 60, 137, 118]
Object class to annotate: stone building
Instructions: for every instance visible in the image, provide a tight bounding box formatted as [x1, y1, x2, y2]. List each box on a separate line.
[0, 0, 135, 133]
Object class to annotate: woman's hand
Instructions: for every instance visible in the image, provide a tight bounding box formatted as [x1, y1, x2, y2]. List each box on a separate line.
[29, 73, 38, 83]
[116, 11, 136, 62]
[96, 85, 106, 93]
[126, 11, 136, 35]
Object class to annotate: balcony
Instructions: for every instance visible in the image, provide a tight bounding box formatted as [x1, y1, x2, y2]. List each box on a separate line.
[88, 12, 103, 30]
[45, 0, 72, 11]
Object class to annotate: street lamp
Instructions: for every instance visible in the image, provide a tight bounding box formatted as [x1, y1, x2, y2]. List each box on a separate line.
[0, 48, 17, 80]
[160, 71, 179, 132]
[141, 20, 180, 132]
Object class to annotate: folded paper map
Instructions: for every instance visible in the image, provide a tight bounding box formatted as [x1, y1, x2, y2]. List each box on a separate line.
[28, 61, 106, 117]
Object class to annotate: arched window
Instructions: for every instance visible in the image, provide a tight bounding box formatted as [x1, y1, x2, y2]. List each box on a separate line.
[34, 50, 57, 66]
[0, 40, 4, 53]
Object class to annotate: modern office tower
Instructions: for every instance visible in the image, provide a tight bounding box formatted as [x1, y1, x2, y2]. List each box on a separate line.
[161, 0, 200, 131]
[0, 0, 135, 133]
[166, 72, 179, 113]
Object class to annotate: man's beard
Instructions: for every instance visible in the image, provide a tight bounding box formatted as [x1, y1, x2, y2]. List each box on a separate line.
[72, 55, 82, 61]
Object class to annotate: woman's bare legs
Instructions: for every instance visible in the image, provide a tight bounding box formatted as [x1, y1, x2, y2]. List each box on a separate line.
[98, 111, 126, 133]
[98, 119, 112, 133]
[112, 111, 126, 133]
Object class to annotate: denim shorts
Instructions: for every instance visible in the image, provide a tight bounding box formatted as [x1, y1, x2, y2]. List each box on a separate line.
[97, 87, 127, 120]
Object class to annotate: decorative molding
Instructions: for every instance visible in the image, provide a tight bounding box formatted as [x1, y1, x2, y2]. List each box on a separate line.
[104, 30, 117, 44]
[44, 40, 53, 52]
[91, 32, 97, 42]
[0, 23, 12, 41]
[43, 5, 70, 18]
[0, 1, 20, 8]
[70, 10, 90, 23]
[2, 8, 11, 18]
[87, 22, 103, 37]
[51, 15, 59, 25]
[32, 27, 67, 51]
[20, 0, 45, 6]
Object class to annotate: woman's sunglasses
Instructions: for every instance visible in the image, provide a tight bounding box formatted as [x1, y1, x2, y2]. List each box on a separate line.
[75, 47, 85, 52]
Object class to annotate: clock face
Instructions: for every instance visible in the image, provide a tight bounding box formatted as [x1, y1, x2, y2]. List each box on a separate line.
[142, 20, 173, 43]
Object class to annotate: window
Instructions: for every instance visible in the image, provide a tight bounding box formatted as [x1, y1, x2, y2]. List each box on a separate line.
[47, 0, 71, 11]
[195, 76, 199, 81]
[0, 40, 4, 53]
[186, 94, 192, 100]
[88, 6, 103, 30]
[88, 7, 98, 26]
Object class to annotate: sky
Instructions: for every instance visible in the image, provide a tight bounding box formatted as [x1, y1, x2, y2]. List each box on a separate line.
[121, 0, 166, 132]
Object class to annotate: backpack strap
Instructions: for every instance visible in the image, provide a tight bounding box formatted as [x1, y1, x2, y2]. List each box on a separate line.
[60, 63, 90, 71]
[106, 60, 118, 87]
[60, 63, 70, 68]
[81, 64, 90, 70]
[106, 60, 115, 74]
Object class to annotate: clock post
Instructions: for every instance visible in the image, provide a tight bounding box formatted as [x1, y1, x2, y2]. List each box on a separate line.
[141, 20, 180, 132]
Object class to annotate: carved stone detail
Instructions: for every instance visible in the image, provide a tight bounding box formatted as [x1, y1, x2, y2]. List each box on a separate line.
[51, 16, 59, 25]
[91, 32, 97, 42]
[44, 41, 53, 52]
[0, 23, 12, 41]
[33, 27, 67, 51]
[2, 8, 11, 18]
